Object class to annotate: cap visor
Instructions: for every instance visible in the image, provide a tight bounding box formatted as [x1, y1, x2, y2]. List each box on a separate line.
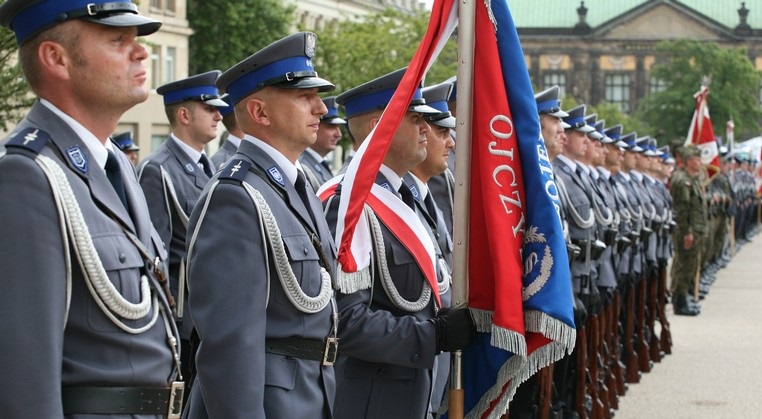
[614, 140, 628, 148]
[560, 121, 572, 129]
[204, 98, 229, 107]
[125, 145, 140, 151]
[588, 132, 603, 140]
[274, 76, 335, 93]
[600, 137, 614, 144]
[427, 115, 456, 128]
[548, 109, 569, 118]
[323, 117, 347, 125]
[410, 103, 441, 115]
[84, 14, 162, 36]
[575, 125, 595, 133]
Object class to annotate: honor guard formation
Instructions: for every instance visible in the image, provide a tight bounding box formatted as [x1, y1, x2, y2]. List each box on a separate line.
[0, 1, 759, 418]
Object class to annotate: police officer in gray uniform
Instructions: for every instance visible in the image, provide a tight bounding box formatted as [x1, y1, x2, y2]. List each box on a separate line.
[210, 94, 243, 169]
[0, 1, 183, 417]
[299, 96, 345, 190]
[182, 32, 339, 419]
[138, 70, 227, 379]
[324, 69, 476, 419]
[405, 80, 457, 416]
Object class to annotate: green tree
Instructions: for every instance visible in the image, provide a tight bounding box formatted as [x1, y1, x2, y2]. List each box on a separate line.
[0, 29, 33, 132]
[314, 8, 458, 95]
[187, 0, 295, 75]
[636, 40, 762, 143]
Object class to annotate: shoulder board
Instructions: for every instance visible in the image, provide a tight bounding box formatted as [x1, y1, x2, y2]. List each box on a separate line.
[5, 127, 50, 155]
[218, 159, 250, 183]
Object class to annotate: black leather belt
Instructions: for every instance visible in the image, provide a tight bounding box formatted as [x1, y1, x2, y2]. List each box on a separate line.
[62, 382, 184, 418]
[266, 336, 338, 366]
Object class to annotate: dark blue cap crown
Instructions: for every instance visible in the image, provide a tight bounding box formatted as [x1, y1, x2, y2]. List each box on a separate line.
[443, 75, 457, 102]
[604, 124, 623, 140]
[219, 94, 235, 117]
[113, 131, 139, 151]
[157, 70, 227, 107]
[0, 0, 161, 45]
[321, 96, 346, 125]
[422, 82, 456, 128]
[336, 68, 439, 119]
[621, 132, 642, 151]
[563, 105, 594, 133]
[584, 113, 603, 140]
[217, 32, 335, 105]
[534, 85, 568, 118]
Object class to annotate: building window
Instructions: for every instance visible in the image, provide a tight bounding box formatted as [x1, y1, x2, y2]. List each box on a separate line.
[164, 47, 176, 85]
[150, 0, 175, 13]
[649, 77, 666, 94]
[151, 134, 167, 151]
[150, 46, 161, 89]
[543, 72, 567, 98]
[604, 73, 631, 113]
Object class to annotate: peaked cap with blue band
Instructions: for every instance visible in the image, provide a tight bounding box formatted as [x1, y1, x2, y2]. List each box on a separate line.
[218, 94, 235, 118]
[620, 132, 642, 152]
[584, 113, 603, 140]
[594, 119, 614, 144]
[113, 132, 139, 151]
[216, 32, 335, 105]
[443, 75, 457, 102]
[336, 68, 439, 119]
[157, 70, 228, 107]
[321, 96, 346, 125]
[562, 105, 594, 133]
[603, 124, 628, 148]
[534, 85, 568, 118]
[636, 136, 658, 156]
[422, 82, 456, 128]
[0, 0, 161, 45]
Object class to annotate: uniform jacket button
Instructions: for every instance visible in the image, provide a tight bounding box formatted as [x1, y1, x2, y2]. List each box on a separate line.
[411, 353, 420, 362]
[119, 253, 127, 263]
[377, 367, 385, 375]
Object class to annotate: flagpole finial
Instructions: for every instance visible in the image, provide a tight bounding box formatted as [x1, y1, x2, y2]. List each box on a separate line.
[701, 75, 712, 87]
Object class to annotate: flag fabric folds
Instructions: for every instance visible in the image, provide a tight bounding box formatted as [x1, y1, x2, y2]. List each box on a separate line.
[318, 0, 575, 417]
[450, 1, 576, 418]
[685, 85, 720, 178]
[316, 0, 457, 302]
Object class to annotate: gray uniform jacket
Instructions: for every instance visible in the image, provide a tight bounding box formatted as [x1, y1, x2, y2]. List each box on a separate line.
[0, 101, 176, 418]
[323, 172, 439, 419]
[138, 137, 212, 338]
[427, 167, 455, 238]
[299, 149, 333, 191]
[553, 159, 595, 293]
[182, 139, 337, 419]
[209, 138, 238, 169]
[613, 172, 644, 277]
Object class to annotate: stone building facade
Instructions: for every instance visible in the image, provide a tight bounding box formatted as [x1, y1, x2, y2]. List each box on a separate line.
[514, 0, 762, 114]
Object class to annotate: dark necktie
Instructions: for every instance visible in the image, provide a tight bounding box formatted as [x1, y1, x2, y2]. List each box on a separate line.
[423, 191, 438, 220]
[105, 150, 130, 212]
[295, 169, 317, 227]
[320, 160, 333, 175]
[198, 154, 214, 178]
[398, 184, 416, 210]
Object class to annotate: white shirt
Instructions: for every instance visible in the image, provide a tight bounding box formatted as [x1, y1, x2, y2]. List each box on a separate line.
[40, 99, 114, 171]
[242, 134, 299, 185]
[170, 134, 208, 170]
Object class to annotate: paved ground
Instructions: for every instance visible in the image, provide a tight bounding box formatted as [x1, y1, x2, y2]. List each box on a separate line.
[616, 234, 762, 419]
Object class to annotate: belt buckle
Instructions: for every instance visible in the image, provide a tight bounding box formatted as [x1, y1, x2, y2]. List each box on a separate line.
[323, 337, 338, 366]
[167, 381, 185, 419]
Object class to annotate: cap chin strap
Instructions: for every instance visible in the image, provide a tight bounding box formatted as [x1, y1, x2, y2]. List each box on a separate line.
[61, 2, 139, 21]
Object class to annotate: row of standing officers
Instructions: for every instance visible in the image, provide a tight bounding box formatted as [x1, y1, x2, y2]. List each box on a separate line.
[0, 1, 473, 417]
[1, 1, 758, 418]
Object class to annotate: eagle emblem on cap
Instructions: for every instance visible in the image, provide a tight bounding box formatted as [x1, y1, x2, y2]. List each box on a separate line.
[305, 33, 316, 58]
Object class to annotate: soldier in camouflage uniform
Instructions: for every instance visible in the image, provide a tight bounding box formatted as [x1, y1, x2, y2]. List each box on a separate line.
[669, 145, 707, 316]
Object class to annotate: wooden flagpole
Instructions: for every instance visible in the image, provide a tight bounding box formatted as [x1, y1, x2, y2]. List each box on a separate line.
[449, 0, 475, 417]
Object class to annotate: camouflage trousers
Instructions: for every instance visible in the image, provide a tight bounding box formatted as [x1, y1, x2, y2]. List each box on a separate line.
[671, 232, 704, 296]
